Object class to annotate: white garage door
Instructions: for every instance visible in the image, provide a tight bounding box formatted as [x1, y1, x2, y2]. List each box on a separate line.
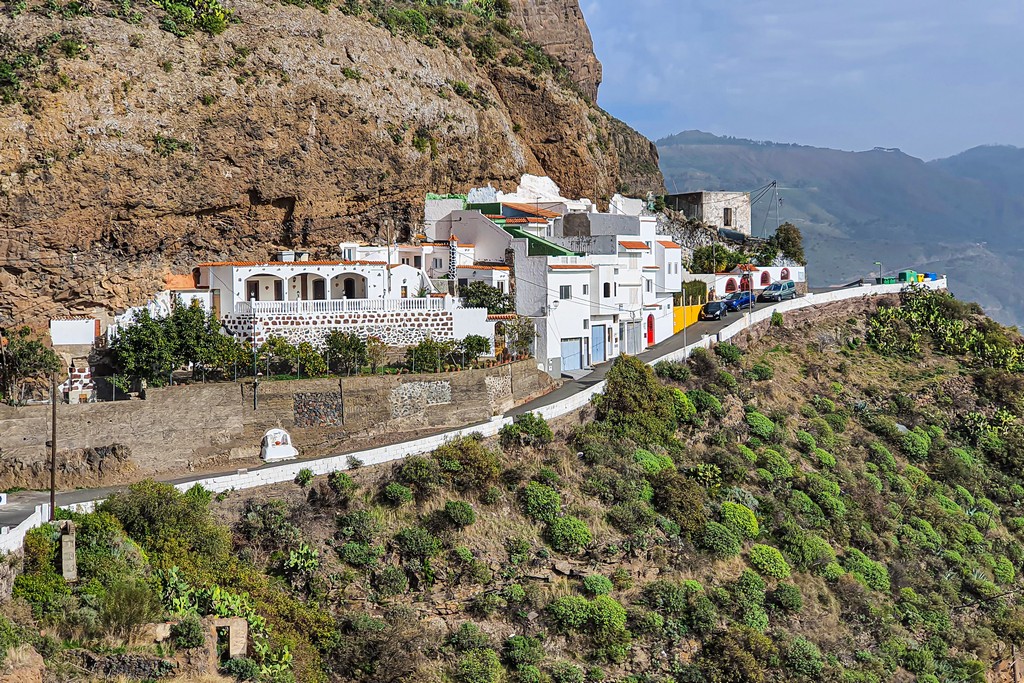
[560, 338, 583, 372]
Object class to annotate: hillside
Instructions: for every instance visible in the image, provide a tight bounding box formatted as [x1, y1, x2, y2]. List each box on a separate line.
[657, 131, 1024, 327]
[0, 0, 662, 327]
[6, 289, 1024, 681]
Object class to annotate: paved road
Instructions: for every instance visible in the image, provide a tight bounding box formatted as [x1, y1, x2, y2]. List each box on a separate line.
[0, 287, 846, 528]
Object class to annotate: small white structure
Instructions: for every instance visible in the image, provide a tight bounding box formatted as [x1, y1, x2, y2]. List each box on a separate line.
[261, 428, 298, 462]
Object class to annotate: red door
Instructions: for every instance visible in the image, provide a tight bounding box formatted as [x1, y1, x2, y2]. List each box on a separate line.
[647, 315, 655, 346]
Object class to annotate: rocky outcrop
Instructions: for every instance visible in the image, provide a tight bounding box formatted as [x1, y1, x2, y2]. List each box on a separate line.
[505, 0, 602, 101]
[0, 1, 663, 328]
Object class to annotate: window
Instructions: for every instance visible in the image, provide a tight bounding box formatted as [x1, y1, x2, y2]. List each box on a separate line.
[723, 207, 733, 227]
[583, 320, 589, 329]
[497, 281, 505, 293]
[401, 257, 409, 265]
[725, 278, 738, 293]
[582, 284, 589, 295]
[559, 285, 571, 300]
[603, 282, 611, 298]
[646, 280, 651, 292]
[781, 268, 791, 281]
[761, 271, 771, 286]
[400, 286, 408, 298]
[432, 258, 443, 269]
[414, 256, 422, 268]
[614, 283, 618, 296]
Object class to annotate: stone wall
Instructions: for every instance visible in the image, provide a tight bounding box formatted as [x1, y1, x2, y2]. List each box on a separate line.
[0, 362, 553, 489]
[221, 309, 456, 347]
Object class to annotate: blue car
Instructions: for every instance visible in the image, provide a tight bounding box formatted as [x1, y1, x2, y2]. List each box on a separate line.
[723, 291, 756, 311]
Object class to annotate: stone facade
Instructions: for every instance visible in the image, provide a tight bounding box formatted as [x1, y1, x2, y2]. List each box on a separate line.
[222, 309, 456, 347]
[294, 392, 345, 427]
[485, 374, 513, 405]
[389, 381, 453, 418]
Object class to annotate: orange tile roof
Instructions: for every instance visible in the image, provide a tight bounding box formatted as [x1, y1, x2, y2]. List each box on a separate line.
[457, 265, 510, 271]
[164, 273, 199, 290]
[197, 260, 387, 267]
[736, 264, 759, 271]
[501, 202, 561, 219]
[455, 243, 476, 248]
[657, 240, 682, 249]
[643, 265, 660, 270]
[618, 241, 650, 250]
[487, 313, 519, 320]
[549, 264, 594, 270]
[484, 214, 506, 220]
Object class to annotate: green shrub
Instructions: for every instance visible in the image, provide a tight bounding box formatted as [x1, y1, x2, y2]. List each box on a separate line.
[503, 635, 543, 669]
[901, 427, 932, 461]
[687, 389, 724, 417]
[221, 657, 260, 680]
[697, 521, 741, 558]
[382, 482, 414, 506]
[869, 442, 897, 471]
[549, 662, 585, 683]
[717, 370, 738, 391]
[749, 544, 791, 578]
[444, 501, 477, 529]
[654, 360, 691, 382]
[455, 647, 503, 683]
[721, 501, 759, 539]
[843, 548, 890, 591]
[500, 413, 554, 449]
[327, 471, 356, 498]
[607, 501, 656, 536]
[807, 417, 835, 449]
[749, 363, 774, 381]
[515, 665, 543, 683]
[779, 526, 835, 571]
[171, 614, 205, 649]
[821, 562, 844, 581]
[549, 595, 592, 631]
[671, 388, 697, 424]
[433, 436, 502, 491]
[771, 311, 784, 327]
[295, 468, 314, 487]
[994, 556, 1016, 585]
[374, 566, 409, 596]
[502, 584, 526, 603]
[813, 448, 836, 469]
[634, 448, 675, 476]
[582, 574, 614, 596]
[770, 583, 803, 614]
[746, 411, 776, 440]
[394, 527, 441, 561]
[784, 637, 823, 677]
[396, 455, 444, 499]
[651, 471, 708, 535]
[448, 622, 491, 651]
[521, 482, 562, 523]
[337, 509, 383, 544]
[714, 342, 743, 365]
[338, 541, 382, 568]
[737, 444, 757, 463]
[795, 430, 816, 452]
[758, 449, 793, 479]
[547, 516, 592, 554]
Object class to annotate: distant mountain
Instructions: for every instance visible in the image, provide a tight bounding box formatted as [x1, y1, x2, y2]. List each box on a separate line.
[657, 131, 1024, 326]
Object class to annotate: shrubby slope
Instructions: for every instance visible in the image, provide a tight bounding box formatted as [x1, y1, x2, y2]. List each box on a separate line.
[7, 287, 1024, 682]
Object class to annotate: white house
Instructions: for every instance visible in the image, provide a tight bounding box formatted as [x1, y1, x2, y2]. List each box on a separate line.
[696, 264, 807, 299]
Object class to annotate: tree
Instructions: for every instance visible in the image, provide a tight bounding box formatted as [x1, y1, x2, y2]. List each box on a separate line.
[366, 336, 388, 374]
[166, 298, 222, 368]
[771, 223, 806, 266]
[260, 335, 298, 375]
[0, 326, 61, 404]
[595, 355, 676, 444]
[504, 317, 535, 358]
[462, 281, 514, 315]
[690, 244, 743, 274]
[325, 331, 367, 376]
[407, 338, 457, 373]
[459, 335, 491, 365]
[111, 309, 176, 387]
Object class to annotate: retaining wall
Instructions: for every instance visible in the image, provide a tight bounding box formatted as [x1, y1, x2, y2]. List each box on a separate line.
[0, 280, 945, 553]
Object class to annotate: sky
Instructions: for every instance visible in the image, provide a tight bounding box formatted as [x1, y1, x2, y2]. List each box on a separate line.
[582, 0, 1024, 160]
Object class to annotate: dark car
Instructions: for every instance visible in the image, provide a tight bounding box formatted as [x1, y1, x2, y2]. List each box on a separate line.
[723, 291, 756, 311]
[699, 301, 729, 321]
[758, 280, 797, 302]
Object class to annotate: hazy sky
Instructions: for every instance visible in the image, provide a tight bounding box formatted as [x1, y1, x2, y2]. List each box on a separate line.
[583, 0, 1024, 160]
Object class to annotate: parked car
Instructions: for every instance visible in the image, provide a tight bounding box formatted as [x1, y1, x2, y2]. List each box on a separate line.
[758, 280, 797, 302]
[698, 301, 729, 321]
[723, 291, 756, 311]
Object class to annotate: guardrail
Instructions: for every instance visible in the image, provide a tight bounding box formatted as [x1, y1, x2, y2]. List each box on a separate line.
[234, 297, 449, 315]
[0, 278, 946, 554]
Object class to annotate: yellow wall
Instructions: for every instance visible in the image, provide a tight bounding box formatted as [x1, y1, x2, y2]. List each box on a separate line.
[673, 304, 703, 333]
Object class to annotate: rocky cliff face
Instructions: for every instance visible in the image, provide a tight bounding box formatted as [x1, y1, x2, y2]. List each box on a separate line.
[0, 0, 662, 327]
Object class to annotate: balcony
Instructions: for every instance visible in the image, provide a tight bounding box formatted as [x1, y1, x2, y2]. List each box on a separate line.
[234, 298, 450, 315]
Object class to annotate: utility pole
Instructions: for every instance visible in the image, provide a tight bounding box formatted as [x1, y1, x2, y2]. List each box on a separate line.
[49, 371, 57, 521]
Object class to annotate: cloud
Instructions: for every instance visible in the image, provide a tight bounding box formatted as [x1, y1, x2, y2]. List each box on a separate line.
[584, 0, 1024, 158]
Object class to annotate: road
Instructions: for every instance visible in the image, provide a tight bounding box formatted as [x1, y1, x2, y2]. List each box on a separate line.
[0, 289, 838, 528]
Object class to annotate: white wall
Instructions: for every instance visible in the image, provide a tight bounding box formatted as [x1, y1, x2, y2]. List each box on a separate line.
[452, 308, 495, 353]
[50, 319, 97, 346]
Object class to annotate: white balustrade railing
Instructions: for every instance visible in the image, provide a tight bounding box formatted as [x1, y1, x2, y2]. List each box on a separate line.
[234, 297, 448, 315]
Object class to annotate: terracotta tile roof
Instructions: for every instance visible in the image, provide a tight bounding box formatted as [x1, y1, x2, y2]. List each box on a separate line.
[197, 260, 387, 267]
[657, 240, 682, 249]
[501, 202, 561, 218]
[164, 273, 199, 290]
[548, 264, 594, 270]
[618, 240, 650, 250]
[455, 243, 476, 248]
[457, 265, 510, 271]
[484, 214, 506, 220]
[643, 265, 660, 270]
[504, 217, 548, 225]
[487, 313, 519, 320]
[736, 263, 759, 272]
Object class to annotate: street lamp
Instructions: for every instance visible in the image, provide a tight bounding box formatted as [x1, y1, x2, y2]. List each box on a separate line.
[874, 261, 883, 283]
[253, 371, 263, 411]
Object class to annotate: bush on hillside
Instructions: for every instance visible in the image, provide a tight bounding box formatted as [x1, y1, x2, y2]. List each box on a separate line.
[546, 516, 592, 554]
[749, 544, 791, 578]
